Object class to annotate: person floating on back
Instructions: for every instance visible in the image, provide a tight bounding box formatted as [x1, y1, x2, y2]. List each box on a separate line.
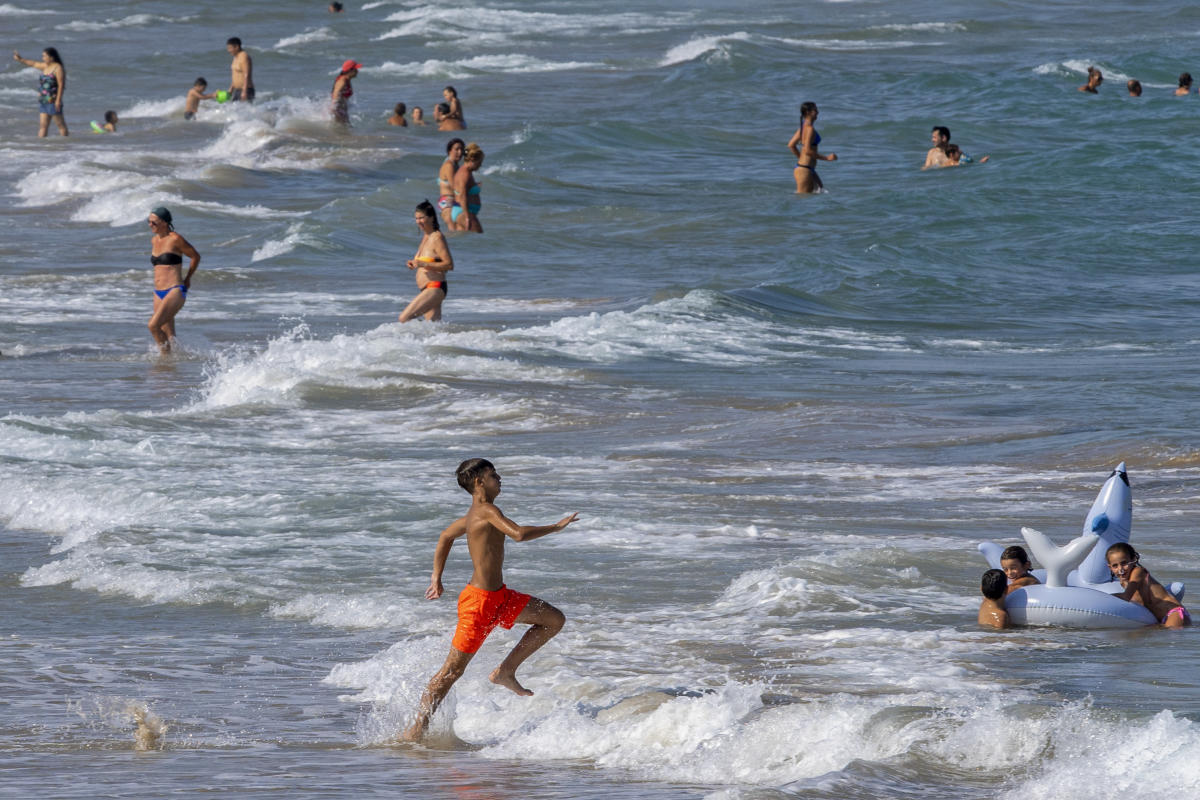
[401, 458, 579, 742]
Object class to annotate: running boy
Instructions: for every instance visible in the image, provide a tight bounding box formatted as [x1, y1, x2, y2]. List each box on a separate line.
[401, 458, 579, 741]
[1000, 545, 1039, 594]
[1106, 543, 1190, 628]
[185, 78, 215, 120]
[978, 569, 1010, 629]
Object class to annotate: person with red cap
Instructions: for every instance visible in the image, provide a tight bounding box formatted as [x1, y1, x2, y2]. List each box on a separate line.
[331, 59, 360, 124]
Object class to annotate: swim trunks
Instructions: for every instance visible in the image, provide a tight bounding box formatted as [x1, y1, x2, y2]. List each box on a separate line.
[231, 87, 255, 102]
[1162, 606, 1191, 625]
[451, 584, 530, 654]
[184, 111, 196, 121]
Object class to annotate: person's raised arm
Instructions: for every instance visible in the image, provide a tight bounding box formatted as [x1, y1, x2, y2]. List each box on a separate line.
[426, 516, 468, 599]
[482, 505, 578, 543]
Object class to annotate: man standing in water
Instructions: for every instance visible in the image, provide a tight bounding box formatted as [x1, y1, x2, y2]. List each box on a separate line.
[226, 37, 254, 102]
[401, 458, 578, 741]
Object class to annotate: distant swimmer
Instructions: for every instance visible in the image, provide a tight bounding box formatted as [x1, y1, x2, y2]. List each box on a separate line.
[329, 1, 344, 11]
[945, 144, 989, 166]
[434, 102, 464, 132]
[225, 37, 254, 102]
[1176, 72, 1192, 96]
[1127, 79, 1142, 97]
[1078, 66, 1102, 93]
[411, 106, 426, 125]
[438, 138, 465, 227]
[400, 458, 579, 742]
[331, 59, 360, 124]
[442, 85, 465, 128]
[922, 126, 951, 169]
[146, 207, 200, 354]
[388, 102, 407, 127]
[787, 101, 836, 193]
[451, 143, 484, 233]
[184, 77, 216, 120]
[13, 47, 68, 137]
[399, 200, 453, 323]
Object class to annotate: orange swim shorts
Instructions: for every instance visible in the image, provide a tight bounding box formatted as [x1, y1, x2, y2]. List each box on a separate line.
[451, 583, 531, 654]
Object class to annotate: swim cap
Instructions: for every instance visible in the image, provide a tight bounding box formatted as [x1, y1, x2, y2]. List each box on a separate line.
[151, 206, 173, 226]
[340, 59, 362, 73]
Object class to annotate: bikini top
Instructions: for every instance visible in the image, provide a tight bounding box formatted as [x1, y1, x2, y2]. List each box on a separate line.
[151, 252, 183, 266]
[804, 122, 821, 147]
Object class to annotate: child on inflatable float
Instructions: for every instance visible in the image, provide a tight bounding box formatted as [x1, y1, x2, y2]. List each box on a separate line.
[978, 463, 1185, 629]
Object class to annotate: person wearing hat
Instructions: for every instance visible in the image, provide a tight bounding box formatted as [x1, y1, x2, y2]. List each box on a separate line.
[146, 206, 200, 353]
[331, 59, 361, 124]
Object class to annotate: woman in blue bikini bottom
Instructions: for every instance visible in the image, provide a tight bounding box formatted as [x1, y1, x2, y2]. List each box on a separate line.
[147, 206, 201, 353]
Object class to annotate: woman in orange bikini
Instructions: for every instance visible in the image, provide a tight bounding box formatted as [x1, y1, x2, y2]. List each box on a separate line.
[399, 200, 453, 322]
[147, 206, 200, 353]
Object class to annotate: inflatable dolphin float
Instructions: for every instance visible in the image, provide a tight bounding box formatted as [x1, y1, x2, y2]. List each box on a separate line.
[978, 463, 1184, 628]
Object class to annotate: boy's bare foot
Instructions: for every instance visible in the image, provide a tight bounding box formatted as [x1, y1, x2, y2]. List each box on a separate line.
[489, 668, 533, 696]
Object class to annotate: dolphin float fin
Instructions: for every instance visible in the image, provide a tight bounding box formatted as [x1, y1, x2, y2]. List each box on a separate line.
[1020, 527, 1096, 587]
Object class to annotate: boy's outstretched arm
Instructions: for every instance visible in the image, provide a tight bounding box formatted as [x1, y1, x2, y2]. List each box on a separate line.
[425, 516, 467, 599]
[482, 506, 579, 542]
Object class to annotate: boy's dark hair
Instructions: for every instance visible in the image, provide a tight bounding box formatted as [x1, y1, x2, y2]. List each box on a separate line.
[195, 77, 208, 87]
[1180, 72, 1192, 88]
[1106, 542, 1139, 562]
[1001, 545, 1030, 564]
[981, 569, 1007, 600]
[104, 110, 117, 123]
[436, 102, 450, 114]
[932, 125, 951, 141]
[394, 102, 406, 114]
[227, 37, 242, 47]
[456, 458, 495, 493]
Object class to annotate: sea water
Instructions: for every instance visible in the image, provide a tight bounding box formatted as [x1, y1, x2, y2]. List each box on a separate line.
[2, 1, 1200, 797]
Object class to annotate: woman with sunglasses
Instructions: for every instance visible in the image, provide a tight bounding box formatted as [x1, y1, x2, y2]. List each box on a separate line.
[146, 206, 200, 352]
[399, 200, 454, 322]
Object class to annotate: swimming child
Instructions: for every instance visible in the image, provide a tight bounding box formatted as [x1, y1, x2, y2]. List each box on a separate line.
[91, 110, 117, 133]
[1176, 73, 1192, 96]
[400, 458, 579, 742]
[1000, 545, 1039, 594]
[978, 569, 1010, 629]
[185, 77, 215, 120]
[944, 144, 990, 165]
[388, 102, 407, 127]
[411, 106, 425, 125]
[1127, 79, 1142, 97]
[1106, 543, 1190, 628]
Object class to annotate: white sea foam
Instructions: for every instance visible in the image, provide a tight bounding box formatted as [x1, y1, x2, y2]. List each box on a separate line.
[0, 3, 57, 14]
[15, 162, 147, 207]
[274, 27, 337, 50]
[660, 33, 753, 67]
[251, 222, 321, 262]
[364, 54, 600, 76]
[121, 97, 184, 118]
[377, 6, 673, 40]
[872, 22, 966, 32]
[56, 14, 182, 32]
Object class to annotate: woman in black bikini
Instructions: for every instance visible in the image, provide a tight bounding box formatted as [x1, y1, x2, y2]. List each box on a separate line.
[787, 101, 837, 194]
[399, 200, 454, 323]
[147, 207, 200, 353]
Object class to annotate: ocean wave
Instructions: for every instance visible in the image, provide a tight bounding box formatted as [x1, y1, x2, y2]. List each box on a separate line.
[273, 27, 337, 50]
[0, 3, 57, 14]
[55, 13, 186, 32]
[659, 33, 753, 67]
[364, 54, 601, 76]
[377, 6, 675, 40]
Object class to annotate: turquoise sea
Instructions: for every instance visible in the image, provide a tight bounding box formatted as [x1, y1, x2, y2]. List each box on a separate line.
[2, 1, 1200, 797]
